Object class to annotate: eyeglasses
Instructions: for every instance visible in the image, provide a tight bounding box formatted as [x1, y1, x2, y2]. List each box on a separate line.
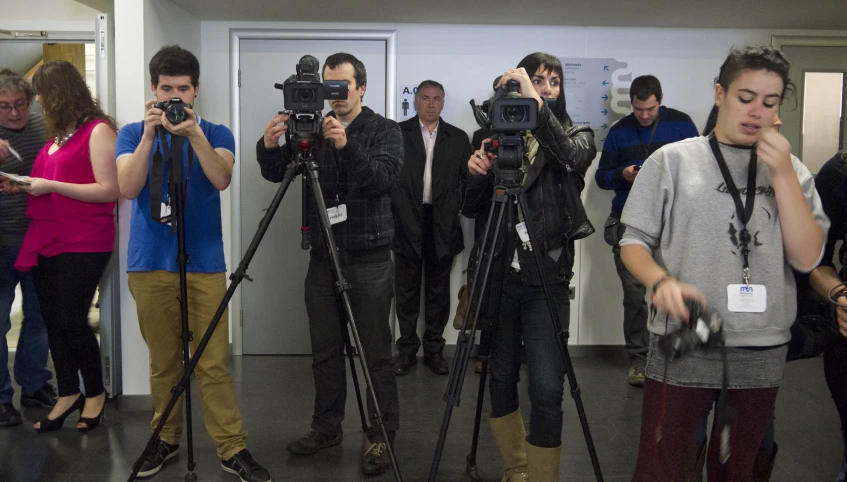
[0, 100, 30, 114]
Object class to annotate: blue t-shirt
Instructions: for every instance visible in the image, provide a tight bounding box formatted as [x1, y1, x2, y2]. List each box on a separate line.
[116, 117, 235, 273]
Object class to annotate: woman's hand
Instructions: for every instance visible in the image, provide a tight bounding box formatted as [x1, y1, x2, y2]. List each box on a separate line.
[19, 177, 54, 197]
[468, 138, 494, 176]
[499, 67, 543, 110]
[757, 127, 793, 176]
[651, 277, 707, 323]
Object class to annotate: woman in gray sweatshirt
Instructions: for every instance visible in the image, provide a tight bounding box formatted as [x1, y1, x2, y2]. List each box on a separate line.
[620, 45, 829, 481]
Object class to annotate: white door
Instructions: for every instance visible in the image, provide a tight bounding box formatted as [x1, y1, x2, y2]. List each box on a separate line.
[238, 39, 387, 354]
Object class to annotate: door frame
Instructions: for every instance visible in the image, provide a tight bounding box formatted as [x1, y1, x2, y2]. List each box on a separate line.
[228, 28, 398, 355]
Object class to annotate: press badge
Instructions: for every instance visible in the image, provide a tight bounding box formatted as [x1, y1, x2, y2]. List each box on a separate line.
[515, 222, 530, 243]
[327, 204, 348, 225]
[727, 284, 767, 313]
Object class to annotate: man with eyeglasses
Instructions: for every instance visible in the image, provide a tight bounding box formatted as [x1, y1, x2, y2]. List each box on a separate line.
[391, 80, 471, 376]
[0, 67, 58, 427]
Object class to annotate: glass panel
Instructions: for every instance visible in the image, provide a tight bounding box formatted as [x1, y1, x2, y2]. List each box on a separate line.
[802, 72, 844, 174]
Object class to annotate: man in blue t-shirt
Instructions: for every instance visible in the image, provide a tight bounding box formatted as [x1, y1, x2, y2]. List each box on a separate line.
[594, 75, 698, 387]
[116, 45, 270, 482]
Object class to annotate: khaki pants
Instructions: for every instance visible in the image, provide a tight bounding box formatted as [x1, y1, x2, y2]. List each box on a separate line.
[129, 271, 246, 460]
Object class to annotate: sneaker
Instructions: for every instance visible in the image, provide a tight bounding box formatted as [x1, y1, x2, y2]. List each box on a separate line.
[0, 403, 22, 427]
[21, 383, 58, 408]
[221, 448, 271, 482]
[627, 361, 646, 388]
[286, 428, 342, 455]
[137, 438, 179, 478]
[361, 441, 391, 476]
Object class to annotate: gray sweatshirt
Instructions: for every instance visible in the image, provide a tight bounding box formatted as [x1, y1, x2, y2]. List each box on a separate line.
[620, 136, 829, 348]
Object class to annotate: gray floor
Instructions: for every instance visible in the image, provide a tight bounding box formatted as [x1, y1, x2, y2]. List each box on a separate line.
[0, 348, 842, 481]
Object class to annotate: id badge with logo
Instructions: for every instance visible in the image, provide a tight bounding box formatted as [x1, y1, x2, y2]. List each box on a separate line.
[327, 204, 348, 225]
[515, 222, 530, 243]
[727, 284, 767, 313]
[160, 202, 172, 225]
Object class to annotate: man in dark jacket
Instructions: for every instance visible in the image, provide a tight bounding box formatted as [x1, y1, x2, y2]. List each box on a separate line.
[256, 53, 402, 477]
[392, 80, 471, 376]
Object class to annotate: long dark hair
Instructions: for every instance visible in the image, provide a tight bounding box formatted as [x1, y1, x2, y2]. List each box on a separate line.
[32, 60, 117, 140]
[516, 52, 572, 127]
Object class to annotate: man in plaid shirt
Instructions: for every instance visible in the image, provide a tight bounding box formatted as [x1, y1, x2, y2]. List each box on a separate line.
[256, 52, 402, 477]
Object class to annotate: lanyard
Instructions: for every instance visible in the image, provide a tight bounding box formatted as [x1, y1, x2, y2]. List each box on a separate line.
[639, 112, 661, 157]
[709, 135, 757, 284]
[151, 129, 194, 224]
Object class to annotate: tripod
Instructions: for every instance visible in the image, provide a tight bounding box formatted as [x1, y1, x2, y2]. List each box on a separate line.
[127, 136, 402, 482]
[427, 175, 604, 481]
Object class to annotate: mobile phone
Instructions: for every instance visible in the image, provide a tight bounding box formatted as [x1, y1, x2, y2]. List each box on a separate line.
[0, 171, 31, 186]
[634, 165, 642, 171]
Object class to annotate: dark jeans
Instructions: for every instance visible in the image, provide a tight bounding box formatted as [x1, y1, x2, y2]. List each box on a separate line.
[31, 252, 110, 398]
[304, 247, 399, 441]
[394, 206, 453, 357]
[0, 244, 51, 404]
[825, 330, 847, 481]
[632, 378, 778, 482]
[606, 220, 649, 363]
[489, 276, 570, 448]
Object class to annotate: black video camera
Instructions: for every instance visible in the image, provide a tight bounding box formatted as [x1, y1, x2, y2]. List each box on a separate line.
[660, 299, 724, 359]
[274, 55, 348, 136]
[154, 97, 188, 125]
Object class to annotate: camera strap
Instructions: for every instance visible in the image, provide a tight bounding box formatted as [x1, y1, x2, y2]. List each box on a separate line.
[151, 128, 195, 225]
[710, 135, 757, 284]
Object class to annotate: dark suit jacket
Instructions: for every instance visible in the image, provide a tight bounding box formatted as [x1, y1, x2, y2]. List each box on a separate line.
[392, 116, 472, 260]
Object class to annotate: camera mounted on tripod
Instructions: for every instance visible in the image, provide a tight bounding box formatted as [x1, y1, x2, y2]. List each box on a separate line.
[274, 55, 348, 136]
[153, 97, 188, 125]
[660, 299, 724, 359]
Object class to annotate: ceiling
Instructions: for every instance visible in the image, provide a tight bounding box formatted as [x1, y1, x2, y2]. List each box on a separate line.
[168, 0, 846, 30]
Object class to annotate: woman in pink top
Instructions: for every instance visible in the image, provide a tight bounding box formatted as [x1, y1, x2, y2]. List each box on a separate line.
[11, 61, 118, 433]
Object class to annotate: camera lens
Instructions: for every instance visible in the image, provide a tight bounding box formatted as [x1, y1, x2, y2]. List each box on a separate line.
[167, 104, 186, 125]
[503, 106, 527, 123]
[296, 88, 315, 104]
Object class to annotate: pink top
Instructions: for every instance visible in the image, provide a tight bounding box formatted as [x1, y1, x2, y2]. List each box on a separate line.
[14, 119, 116, 271]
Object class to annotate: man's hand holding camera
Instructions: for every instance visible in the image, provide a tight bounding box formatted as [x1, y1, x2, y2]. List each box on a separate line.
[142, 98, 202, 140]
[322, 116, 348, 150]
[263, 113, 289, 150]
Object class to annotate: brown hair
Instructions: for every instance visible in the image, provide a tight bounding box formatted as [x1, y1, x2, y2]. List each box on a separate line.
[32, 60, 116, 139]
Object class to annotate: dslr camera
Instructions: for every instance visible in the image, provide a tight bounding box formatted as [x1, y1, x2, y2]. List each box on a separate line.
[471, 79, 553, 183]
[274, 55, 348, 136]
[154, 97, 188, 125]
[660, 299, 724, 359]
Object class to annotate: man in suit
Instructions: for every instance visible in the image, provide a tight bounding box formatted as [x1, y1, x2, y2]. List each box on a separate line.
[392, 80, 471, 375]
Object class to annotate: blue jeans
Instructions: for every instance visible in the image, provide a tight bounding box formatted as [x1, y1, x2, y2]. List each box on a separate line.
[0, 244, 51, 404]
[489, 277, 570, 448]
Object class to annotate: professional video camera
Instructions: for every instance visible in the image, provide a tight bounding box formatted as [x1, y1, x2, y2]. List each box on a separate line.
[154, 97, 188, 125]
[660, 299, 724, 359]
[274, 55, 348, 136]
[470, 79, 554, 182]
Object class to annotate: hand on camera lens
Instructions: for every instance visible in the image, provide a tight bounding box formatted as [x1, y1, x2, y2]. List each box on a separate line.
[322, 117, 347, 150]
[162, 107, 199, 138]
[263, 113, 289, 150]
[143, 99, 164, 139]
[651, 278, 706, 323]
[468, 138, 494, 176]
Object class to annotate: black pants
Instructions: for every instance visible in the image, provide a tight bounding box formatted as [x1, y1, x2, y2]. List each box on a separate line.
[31, 252, 111, 397]
[394, 206, 453, 357]
[606, 219, 649, 363]
[825, 329, 847, 475]
[304, 246, 399, 441]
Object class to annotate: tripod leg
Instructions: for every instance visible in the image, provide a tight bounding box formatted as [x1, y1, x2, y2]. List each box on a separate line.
[515, 191, 604, 482]
[342, 321, 371, 433]
[465, 328, 494, 482]
[127, 161, 300, 482]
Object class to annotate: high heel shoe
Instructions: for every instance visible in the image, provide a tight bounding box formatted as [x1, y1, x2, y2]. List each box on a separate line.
[35, 395, 84, 433]
[77, 399, 106, 432]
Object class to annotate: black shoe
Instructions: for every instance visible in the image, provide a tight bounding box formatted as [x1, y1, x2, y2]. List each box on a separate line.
[361, 441, 391, 476]
[424, 353, 449, 375]
[286, 428, 343, 455]
[393, 353, 416, 376]
[137, 438, 179, 478]
[221, 448, 271, 482]
[0, 403, 22, 427]
[34, 395, 84, 433]
[21, 383, 58, 408]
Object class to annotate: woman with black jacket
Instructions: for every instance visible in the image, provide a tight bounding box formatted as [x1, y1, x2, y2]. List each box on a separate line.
[462, 52, 596, 482]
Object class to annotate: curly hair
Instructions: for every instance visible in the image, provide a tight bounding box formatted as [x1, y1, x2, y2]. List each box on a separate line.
[716, 45, 795, 102]
[31, 60, 116, 140]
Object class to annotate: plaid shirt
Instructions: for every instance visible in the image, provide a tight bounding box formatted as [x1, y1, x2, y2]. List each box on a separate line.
[257, 107, 403, 252]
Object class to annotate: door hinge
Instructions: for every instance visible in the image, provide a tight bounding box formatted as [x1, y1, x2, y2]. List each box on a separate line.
[238, 69, 241, 88]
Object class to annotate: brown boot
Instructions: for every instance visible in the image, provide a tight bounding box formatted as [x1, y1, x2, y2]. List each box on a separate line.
[683, 443, 706, 482]
[751, 442, 778, 481]
[489, 410, 530, 481]
[526, 442, 562, 482]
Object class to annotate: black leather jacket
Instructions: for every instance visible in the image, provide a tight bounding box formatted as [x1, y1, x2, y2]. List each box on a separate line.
[462, 103, 596, 284]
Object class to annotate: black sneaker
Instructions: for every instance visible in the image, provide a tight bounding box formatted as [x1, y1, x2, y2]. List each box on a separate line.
[137, 438, 179, 478]
[361, 441, 390, 476]
[221, 448, 271, 482]
[21, 383, 58, 408]
[286, 428, 342, 455]
[0, 403, 22, 427]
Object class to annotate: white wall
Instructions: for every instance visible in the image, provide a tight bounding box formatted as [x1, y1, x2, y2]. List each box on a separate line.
[115, 0, 202, 395]
[2, 0, 99, 31]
